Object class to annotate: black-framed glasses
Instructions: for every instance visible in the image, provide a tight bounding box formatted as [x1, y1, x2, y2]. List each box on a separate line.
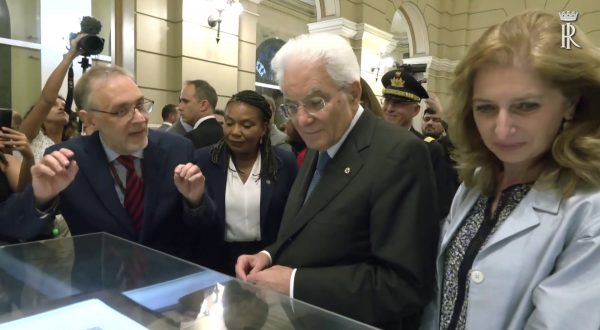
[280, 97, 327, 118]
[89, 98, 154, 119]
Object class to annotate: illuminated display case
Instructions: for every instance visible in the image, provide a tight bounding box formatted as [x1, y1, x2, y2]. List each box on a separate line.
[0, 233, 375, 329]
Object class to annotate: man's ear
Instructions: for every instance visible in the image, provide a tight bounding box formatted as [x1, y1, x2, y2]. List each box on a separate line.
[411, 104, 421, 118]
[78, 109, 93, 126]
[349, 80, 361, 105]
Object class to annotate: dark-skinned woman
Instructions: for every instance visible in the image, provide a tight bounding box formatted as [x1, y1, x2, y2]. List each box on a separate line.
[189, 90, 297, 276]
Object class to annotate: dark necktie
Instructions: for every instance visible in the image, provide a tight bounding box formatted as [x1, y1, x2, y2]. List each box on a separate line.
[305, 151, 331, 202]
[117, 155, 144, 231]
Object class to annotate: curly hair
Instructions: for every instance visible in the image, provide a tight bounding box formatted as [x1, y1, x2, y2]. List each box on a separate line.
[210, 90, 280, 181]
[448, 10, 600, 196]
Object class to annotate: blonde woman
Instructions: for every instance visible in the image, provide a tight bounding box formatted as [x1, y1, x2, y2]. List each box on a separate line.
[422, 10, 600, 330]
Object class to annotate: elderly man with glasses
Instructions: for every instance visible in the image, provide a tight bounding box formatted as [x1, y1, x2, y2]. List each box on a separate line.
[27, 65, 207, 263]
[235, 33, 439, 329]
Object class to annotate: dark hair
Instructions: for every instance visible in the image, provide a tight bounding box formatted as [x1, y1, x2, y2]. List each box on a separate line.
[185, 80, 218, 110]
[210, 90, 279, 180]
[423, 107, 437, 116]
[161, 104, 177, 120]
[360, 78, 383, 117]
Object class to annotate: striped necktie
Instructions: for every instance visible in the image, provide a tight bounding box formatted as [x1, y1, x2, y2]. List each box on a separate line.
[117, 155, 144, 231]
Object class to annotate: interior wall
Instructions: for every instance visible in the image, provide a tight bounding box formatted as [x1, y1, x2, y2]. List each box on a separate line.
[256, 1, 313, 46]
[135, 0, 182, 125]
[402, 0, 600, 110]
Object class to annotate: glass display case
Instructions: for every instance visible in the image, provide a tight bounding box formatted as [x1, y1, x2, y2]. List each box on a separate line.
[0, 233, 376, 329]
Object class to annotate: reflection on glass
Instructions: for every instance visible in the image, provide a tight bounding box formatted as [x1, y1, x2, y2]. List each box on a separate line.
[0, 234, 376, 330]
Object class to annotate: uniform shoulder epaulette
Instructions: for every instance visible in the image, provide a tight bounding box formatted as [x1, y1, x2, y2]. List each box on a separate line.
[424, 136, 436, 143]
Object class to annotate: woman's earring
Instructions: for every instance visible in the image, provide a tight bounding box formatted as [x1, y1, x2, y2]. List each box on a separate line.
[562, 118, 572, 130]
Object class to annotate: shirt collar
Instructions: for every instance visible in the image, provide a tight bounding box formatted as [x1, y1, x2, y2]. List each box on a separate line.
[325, 105, 364, 158]
[180, 117, 193, 132]
[99, 134, 144, 163]
[194, 115, 216, 129]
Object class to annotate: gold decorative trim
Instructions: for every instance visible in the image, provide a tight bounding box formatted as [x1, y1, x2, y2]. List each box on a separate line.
[382, 88, 420, 101]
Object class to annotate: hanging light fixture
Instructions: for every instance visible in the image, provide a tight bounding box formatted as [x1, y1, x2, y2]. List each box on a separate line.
[207, 0, 244, 44]
[371, 52, 394, 81]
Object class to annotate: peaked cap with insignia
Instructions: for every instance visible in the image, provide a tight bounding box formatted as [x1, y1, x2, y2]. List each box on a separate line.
[381, 69, 429, 102]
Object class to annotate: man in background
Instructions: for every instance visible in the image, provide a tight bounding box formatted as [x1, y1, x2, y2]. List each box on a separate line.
[157, 104, 179, 131]
[172, 80, 223, 148]
[381, 69, 457, 218]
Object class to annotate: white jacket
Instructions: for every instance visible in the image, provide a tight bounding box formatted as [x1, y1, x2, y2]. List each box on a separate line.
[421, 183, 600, 330]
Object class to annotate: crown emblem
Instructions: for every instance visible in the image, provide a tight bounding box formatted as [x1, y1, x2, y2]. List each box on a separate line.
[559, 11, 578, 22]
[390, 72, 405, 88]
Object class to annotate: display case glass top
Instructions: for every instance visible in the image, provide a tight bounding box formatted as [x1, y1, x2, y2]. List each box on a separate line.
[0, 233, 376, 329]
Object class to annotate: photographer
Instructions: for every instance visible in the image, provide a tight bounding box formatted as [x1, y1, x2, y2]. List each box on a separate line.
[20, 33, 86, 163]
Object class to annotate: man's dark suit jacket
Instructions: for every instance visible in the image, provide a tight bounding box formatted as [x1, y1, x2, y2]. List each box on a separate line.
[189, 145, 298, 272]
[166, 119, 188, 136]
[266, 110, 440, 328]
[410, 127, 459, 218]
[185, 117, 224, 149]
[0, 187, 52, 240]
[38, 130, 202, 259]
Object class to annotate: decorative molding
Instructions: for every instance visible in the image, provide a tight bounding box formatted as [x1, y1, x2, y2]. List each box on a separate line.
[355, 23, 394, 42]
[430, 56, 460, 73]
[0, 37, 41, 50]
[307, 17, 359, 39]
[261, 0, 316, 21]
[401, 55, 459, 73]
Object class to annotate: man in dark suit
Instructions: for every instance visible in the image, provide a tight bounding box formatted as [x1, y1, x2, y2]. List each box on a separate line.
[29, 65, 207, 260]
[176, 80, 223, 148]
[166, 116, 192, 135]
[156, 103, 178, 131]
[381, 69, 457, 218]
[235, 33, 439, 329]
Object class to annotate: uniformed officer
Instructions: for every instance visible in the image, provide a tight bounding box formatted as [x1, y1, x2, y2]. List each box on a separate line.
[381, 69, 458, 218]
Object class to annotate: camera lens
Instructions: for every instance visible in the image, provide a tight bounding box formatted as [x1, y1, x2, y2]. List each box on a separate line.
[78, 35, 105, 56]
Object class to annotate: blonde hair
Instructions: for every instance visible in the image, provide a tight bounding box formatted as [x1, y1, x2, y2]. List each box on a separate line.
[448, 10, 600, 196]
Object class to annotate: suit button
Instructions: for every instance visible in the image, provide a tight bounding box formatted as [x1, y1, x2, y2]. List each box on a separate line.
[470, 270, 485, 283]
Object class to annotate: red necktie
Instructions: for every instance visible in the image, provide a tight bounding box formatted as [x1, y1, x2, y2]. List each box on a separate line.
[117, 155, 144, 231]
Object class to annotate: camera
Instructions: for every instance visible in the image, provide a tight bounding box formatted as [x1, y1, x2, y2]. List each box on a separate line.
[69, 16, 105, 56]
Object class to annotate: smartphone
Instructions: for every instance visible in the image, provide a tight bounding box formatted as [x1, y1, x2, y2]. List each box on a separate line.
[0, 109, 12, 129]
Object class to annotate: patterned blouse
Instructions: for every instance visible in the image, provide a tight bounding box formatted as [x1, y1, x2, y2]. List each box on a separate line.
[439, 183, 532, 330]
[31, 131, 55, 163]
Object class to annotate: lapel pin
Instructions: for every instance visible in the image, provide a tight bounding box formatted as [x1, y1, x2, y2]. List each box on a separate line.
[344, 167, 351, 174]
[266, 179, 271, 185]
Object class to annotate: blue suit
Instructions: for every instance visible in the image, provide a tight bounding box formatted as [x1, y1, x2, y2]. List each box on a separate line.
[0, 187, 52, 241]
[190, 145, 297, 273]
[41, 130, 201, 259]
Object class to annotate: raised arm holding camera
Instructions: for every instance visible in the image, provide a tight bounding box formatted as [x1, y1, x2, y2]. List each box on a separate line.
[19, 33, 86, 163]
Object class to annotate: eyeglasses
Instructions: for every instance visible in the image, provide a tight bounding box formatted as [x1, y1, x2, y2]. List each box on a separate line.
[280, 97, 327, 118]
[89, 98, 154, 119]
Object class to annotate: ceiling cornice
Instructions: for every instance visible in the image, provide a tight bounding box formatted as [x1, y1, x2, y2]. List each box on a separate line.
[260, 0, 316, 21]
